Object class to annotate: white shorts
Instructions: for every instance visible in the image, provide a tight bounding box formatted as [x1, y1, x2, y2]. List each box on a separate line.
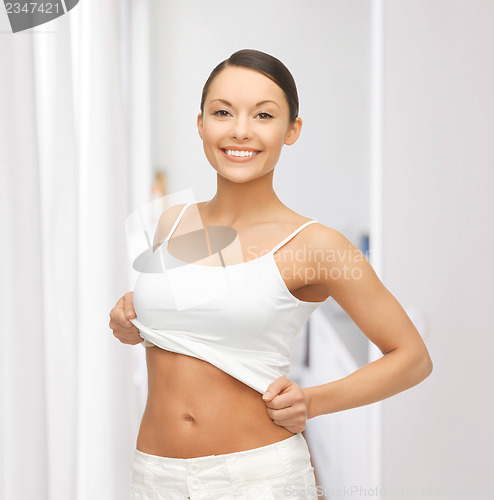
[129, 432, 318, 499]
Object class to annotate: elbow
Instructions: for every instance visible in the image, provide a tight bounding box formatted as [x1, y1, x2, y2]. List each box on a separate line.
[403, 346, 433, 384]
[419, 352, 433, 380]
[427, 356, 434, 376]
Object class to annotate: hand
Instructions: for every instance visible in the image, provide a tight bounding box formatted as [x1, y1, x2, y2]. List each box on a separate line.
[262, 376, 311, 433]
[108, 291, 142, 345]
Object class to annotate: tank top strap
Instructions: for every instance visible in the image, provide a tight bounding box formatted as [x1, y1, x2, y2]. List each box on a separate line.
[270, 220, 319, 254]
[165, 202, 193, 241]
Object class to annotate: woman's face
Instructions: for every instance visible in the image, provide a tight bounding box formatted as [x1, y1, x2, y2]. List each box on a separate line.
[197, 66, 302, 182]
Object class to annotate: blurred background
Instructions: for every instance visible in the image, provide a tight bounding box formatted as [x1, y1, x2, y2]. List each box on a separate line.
[0, 1, 493, 499]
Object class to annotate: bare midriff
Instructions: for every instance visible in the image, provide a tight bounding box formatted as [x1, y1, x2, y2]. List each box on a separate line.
[136, 345, 295, 459]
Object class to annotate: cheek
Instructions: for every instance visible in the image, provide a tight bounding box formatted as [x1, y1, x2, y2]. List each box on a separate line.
[202, 123, 225, 144]
[264, 130, 286, 150]
[202, 132, 218, 150]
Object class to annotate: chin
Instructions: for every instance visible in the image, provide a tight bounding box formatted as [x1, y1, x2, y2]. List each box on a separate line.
[220, 168, 271, 184]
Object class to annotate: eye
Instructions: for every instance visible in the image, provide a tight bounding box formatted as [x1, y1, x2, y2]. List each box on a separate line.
[257, 112, 273, 120]
[212, 109, 231, 117]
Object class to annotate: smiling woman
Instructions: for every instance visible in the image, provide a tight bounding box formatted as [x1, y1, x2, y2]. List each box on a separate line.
[197, 59, 303, 183]
[109, 48, 433, 500]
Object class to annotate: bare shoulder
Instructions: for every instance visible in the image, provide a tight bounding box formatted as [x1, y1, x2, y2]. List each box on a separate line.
[272, 207, 351, 252]
[301, 220, 432, 366]
[295, 220, 374, 290]
[276, 212, 364, 266]
[283, 212, 353, 253]
[302, 221, 358, 255]
[307, 222, 387, 312]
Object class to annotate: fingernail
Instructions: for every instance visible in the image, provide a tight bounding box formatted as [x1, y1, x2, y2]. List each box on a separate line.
[262, 391, 272, 400]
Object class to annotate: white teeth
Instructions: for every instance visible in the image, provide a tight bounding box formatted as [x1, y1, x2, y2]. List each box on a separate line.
[224, 149, 259, 157]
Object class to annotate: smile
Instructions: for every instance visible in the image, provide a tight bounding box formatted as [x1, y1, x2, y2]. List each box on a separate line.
[220, 148, 262, 162]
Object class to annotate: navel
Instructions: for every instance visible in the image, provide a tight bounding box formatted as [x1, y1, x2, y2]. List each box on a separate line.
[183, 413, 195, 423]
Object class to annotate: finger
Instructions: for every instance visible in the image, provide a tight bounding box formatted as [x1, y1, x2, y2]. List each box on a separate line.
[112, 331, 143, 343]
[267, 408, 303, 426]
[264, 392, 296, 409]
[262, 376, 290, 401]
[109, 296, 123, 320]
[118, 337, 143, 345]
[109, 318, 137, 331]
[123, 292, 135, 319]
[266, 406, 290, 420]
[114, 295, 124, 309]
[127, 336, 144, 345]
[116, 302, 134, 328]
[109, 300, 133, 328]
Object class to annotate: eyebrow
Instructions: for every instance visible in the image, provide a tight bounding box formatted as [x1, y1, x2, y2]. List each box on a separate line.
[209, 98, 280, 109]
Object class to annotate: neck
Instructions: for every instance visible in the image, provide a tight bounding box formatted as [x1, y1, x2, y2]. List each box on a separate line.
[203, 170, 286, 226]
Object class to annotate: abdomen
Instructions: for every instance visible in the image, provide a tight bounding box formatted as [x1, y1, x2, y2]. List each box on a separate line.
[136, 346, 294, 458]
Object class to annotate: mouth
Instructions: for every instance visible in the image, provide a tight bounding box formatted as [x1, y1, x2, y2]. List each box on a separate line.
[219, 147, 262, 162]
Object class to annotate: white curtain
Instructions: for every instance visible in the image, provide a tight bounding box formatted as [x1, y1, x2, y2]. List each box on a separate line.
[0, 1, 150, 499]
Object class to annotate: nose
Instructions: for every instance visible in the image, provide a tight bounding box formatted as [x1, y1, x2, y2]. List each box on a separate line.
[231, 114, 252, 140]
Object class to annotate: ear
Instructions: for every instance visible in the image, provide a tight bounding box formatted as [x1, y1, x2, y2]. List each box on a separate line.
[284, 116, 303, 146]
[197, 112, 204, 140]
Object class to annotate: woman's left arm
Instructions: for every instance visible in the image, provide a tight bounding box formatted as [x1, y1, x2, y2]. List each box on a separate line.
[303, 226, 433, 419]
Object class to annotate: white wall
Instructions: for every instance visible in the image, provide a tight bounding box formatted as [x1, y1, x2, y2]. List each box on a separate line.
[381, 2, 494, 498]
[148, 0, 371, 246]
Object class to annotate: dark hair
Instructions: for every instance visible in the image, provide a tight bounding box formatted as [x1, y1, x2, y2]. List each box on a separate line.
[200, 49, 299, 123]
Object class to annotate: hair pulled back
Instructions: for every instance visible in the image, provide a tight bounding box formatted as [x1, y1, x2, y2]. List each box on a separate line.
[200, 49, 299, 123]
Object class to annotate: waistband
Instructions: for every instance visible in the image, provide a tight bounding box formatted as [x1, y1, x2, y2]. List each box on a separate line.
[132, 432, 311, 496]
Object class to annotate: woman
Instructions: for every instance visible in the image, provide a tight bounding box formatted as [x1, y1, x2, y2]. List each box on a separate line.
[109, 49, 433, 499]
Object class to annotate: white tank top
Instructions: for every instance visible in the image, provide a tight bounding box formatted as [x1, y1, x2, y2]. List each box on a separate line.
[129, 202, 326, 394]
